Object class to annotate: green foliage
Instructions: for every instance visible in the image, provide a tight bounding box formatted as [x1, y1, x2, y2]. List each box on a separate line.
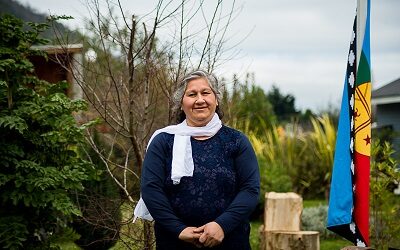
[249, 137, 293, 219]
[249, 220, 262, 250]
[266, 85, 299, 123]
[246, 115, 336, 199]
[49, 227, 80, 249]
[261, 164, 293, 194]
[72, 131, 121, 250]
[0, 216, 28, 249]
[301, 205, 336, 239]
[299, 115, 335, 198]
[303, 199, 327, 208]
[0, 14, 95, 248]
[370, 140, 400, 249]
[223, 74, 276, 131]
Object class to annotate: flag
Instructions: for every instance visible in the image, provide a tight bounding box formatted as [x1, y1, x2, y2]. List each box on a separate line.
[327, 0, 371, 246]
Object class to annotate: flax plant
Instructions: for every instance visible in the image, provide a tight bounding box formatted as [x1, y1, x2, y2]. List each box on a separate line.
[242, 115, 337, 199]
[246, 122, 306, 194]
[309, 115, 336, 173]
[307, 115, 336, 197]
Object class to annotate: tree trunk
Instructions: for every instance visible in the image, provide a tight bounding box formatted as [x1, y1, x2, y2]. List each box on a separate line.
[143, 220, 154, 250]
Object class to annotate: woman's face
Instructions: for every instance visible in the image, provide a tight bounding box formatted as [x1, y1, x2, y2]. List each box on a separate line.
[181, 77, 218, 127]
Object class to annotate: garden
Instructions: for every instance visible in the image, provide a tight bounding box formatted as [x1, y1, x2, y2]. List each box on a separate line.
[1, 6, 400, 250]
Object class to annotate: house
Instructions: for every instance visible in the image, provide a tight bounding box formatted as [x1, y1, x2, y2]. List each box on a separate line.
[28, 44, 86, 125]
[29, 44, 83, 100]
[371, 77, 400, 158]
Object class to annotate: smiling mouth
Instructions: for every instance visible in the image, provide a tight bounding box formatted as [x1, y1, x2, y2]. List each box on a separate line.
[193, 107, 208, 112]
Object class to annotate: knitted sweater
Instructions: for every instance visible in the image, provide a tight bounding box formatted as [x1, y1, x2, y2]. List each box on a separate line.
[141, 125, 260, 250]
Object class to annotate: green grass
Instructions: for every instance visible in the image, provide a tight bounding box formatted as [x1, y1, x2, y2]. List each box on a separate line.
[250, 220, 262, 250]
[303, 199, 327, 208]
[320, 238, 350, 250]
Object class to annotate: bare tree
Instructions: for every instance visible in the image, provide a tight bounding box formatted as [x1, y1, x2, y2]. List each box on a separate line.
[52, 0, 241, 248]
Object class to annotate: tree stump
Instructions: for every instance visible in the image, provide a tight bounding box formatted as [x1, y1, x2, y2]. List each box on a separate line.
[260, 192, 320, 250]
[264, 192, 303, 231]
[265, 230, 319, 250]
[341, 247, 375, 250]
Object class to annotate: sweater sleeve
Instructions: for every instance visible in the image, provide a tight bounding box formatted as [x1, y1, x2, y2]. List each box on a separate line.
[140, 133, 187, 238]
[214, 133, 260, 235]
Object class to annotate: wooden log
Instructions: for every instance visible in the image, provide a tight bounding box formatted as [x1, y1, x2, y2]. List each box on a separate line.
[265, 230, 320, 250]
[340, 247, 375, 250]
[264, 192, 303, 231]
[259, 224, 266, 250]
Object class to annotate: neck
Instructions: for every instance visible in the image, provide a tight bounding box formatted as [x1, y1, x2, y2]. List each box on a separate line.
[192, 135, 211, 140]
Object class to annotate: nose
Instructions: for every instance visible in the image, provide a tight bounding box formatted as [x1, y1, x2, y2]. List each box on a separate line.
[196, 94, 205, 103]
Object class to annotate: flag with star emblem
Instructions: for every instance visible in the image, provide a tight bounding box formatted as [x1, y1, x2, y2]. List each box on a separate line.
[327, 0, 371, 246]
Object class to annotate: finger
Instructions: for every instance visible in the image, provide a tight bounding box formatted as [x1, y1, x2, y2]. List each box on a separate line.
[204, 238, 215, 248]
[199, 232, 207, 244]
[193, 225, 205, 233]
[192, 232, 202, 240]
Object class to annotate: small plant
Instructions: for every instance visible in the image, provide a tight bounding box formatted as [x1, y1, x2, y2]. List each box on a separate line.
[302, 205, 337, 239]
[370, 140, 400, 249]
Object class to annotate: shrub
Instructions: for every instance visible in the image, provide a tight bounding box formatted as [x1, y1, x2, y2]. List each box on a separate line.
[0, 14, 95, 248]
[370, 140, 400, 249]
[301, 205, 336, 240]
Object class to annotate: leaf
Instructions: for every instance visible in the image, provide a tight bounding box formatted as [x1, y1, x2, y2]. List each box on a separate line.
[0, 116, 28, 134]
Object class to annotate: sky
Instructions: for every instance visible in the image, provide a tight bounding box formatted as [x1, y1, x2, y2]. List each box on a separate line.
[17, 0, 400, 112]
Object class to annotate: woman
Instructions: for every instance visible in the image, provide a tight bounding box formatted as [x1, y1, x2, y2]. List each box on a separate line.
[139, 70, 260, 249]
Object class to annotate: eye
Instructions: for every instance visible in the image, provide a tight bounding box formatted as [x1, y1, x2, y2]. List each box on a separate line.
[187, 93, 196, 97]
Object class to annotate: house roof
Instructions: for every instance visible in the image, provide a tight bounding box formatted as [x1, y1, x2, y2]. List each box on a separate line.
[372, 78, 400, 105]
[31, 44, 83, 54]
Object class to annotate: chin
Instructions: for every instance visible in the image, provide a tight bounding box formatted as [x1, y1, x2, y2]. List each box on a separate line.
[196, 116, 213, 123]
[195, 114, 211, 120]
[187, 116, 210, 126]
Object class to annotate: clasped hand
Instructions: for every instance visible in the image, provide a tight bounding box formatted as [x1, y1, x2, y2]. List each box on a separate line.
[178, 221, 224, 248]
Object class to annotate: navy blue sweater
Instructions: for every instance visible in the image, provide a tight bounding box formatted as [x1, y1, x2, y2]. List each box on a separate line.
[141, 125, 260, 249]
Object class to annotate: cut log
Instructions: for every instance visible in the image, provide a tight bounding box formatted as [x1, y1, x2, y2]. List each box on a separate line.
[259, 225, 266, 250]
[264, 192, 303, 231]
[340, 247, 375, 250]
[264, 230, 319, 250]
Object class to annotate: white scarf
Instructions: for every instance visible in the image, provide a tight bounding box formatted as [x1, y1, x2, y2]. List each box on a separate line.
[133, 113, 222, 222]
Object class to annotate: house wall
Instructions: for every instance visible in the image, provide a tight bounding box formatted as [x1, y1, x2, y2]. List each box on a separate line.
[30, 54, 69, 84]
[29, 46, 83, 100]
[375, 103, 400, 158]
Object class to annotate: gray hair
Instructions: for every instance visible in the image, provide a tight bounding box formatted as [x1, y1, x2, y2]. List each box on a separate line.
[172, 70, 224, 122]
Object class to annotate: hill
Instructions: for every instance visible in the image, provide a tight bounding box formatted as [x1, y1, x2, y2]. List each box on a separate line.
[0, 0, 80, 42]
